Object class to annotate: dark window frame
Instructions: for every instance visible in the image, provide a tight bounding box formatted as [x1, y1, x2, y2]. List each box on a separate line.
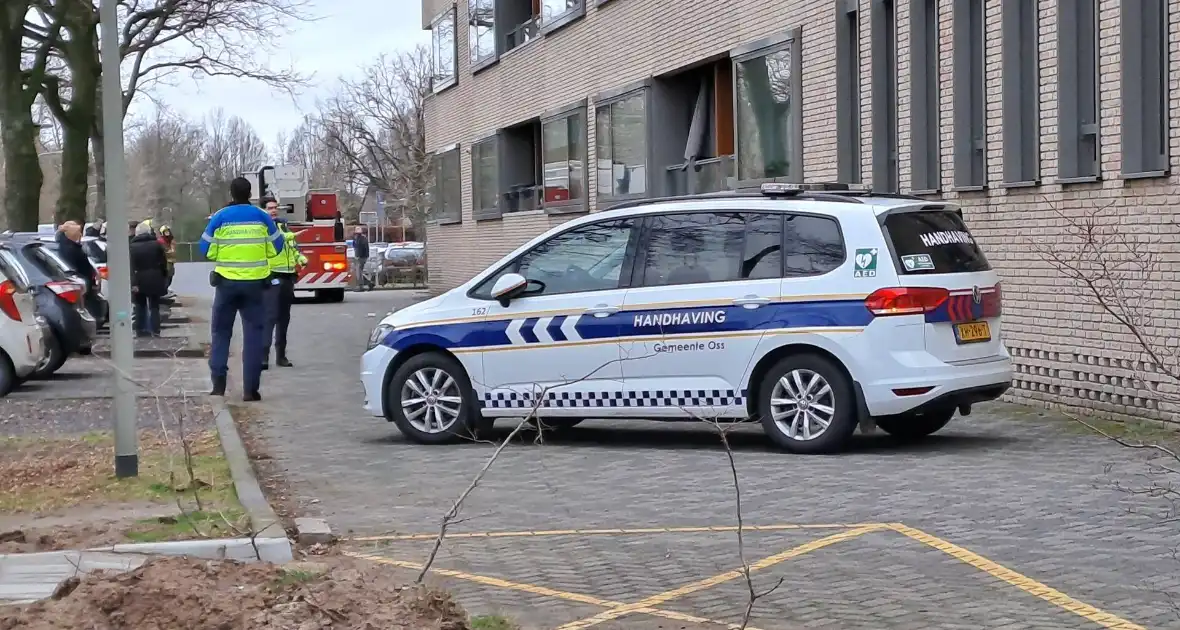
[730, 27, 805, 188]
[430, 5, 458, 94]
[471, 134, 502, 221]
[1121, 0, 1170, 179]
[871, 0, 899, 193]
[432, 143, 462, 225]
[1001, 0, 1039, 187]
[467, 217, 641, 300]
[952, 0, 986, 190]
[909, 0, 940, 193]
[594, 82, 652, 204]
[630, 212, 777, 289]
[539, 0, 585, 35]
[540, 99, 589, 214]
[1057, 0, 1100, 183]
[780, 212, 848, 278]
[836, 0, 862, 184]
[469, 0, 498, 73]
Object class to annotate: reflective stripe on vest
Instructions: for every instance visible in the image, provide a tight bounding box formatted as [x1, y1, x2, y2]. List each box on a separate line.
[206, 221, 277, 281]
[268, 230, 303, 273]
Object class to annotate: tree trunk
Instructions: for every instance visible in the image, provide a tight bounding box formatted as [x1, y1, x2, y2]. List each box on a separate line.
[55, 120, 91, 224]
[0, 106, 42, 232]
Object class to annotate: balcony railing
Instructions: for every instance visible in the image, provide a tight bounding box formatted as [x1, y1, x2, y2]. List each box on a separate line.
[502, 184, 543, 213]
[506, 17, 540, 52]
[664, 155, 735, 196]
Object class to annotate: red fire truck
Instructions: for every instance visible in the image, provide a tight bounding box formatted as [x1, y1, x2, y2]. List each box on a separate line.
[245, 166, 352, 302]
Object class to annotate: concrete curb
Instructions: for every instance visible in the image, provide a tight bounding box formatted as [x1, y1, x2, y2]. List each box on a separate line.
[87, 537, 293, 563]
[211, 400, 292, 563]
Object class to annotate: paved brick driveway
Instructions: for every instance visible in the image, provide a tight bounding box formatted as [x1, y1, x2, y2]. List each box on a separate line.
[251, 291, 1179, 629]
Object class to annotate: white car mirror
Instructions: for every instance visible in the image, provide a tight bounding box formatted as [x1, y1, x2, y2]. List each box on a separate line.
[490, 272, 528, 304]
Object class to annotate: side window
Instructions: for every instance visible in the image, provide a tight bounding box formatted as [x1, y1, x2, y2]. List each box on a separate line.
[640, 213, 746, 286]
[782, 214, 844, 276]
[741, 213, 783, 279]
[513, 219, 635, 297]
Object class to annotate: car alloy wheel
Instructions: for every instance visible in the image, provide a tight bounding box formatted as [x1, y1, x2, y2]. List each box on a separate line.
[770, 368, 836, 441]
[400, 367, 463, 434]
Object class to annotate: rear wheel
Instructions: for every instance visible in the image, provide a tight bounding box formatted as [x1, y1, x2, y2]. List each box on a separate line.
[388, 353, 481, 444]
[876, 408, 955, 440]
[757, 354, 858, 454]
[32, 332, 66, 379]
[0, 352, 16, 398]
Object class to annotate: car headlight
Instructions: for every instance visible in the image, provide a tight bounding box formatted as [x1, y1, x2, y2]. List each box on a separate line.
[367, 324, 395, 351]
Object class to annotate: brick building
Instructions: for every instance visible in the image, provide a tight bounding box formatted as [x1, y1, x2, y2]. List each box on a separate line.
[421, 0, 1179, 421]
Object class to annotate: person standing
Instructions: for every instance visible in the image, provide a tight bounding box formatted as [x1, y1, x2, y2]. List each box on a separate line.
[157, 224, 176, 291]
[352, 226, 370, 291]
[262, 199, 307, 369]
[201, 177, 283, 401]
[129, 221, 168, 337]
[55, 221, 100, 320]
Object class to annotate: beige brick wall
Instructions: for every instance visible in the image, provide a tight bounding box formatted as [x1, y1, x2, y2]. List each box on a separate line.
[425, 0, 1180, 422]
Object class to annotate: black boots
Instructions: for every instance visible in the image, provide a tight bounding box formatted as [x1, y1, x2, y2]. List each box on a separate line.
[243, 391, 262, 402]
[276, 356, 293, 368]
[210, 375, 226, 397]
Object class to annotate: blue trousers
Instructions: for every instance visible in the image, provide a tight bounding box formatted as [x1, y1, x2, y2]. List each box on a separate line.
[209, 278, 267, 393]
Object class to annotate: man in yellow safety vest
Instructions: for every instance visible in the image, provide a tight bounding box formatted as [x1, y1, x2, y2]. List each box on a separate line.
[262, 196, 307, 369]
[200, 177, 284, 401]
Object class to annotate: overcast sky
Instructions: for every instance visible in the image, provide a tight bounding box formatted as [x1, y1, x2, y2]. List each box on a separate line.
[138, 0, 430, 144]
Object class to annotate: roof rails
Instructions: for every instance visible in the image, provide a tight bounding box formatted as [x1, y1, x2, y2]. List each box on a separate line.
[601, 182, 930, 213]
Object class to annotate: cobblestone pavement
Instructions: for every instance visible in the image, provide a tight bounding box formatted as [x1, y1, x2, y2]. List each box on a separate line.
[251, 291, 1179, 629]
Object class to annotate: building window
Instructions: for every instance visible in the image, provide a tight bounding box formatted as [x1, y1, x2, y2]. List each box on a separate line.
[1001, 0, 1038, 185]
[1057, 0, 1099, 181]
[433, 145, 461, 224]
[541, 107, 587, 211]
[910, 0, 939, 192]
[431, 6, 457, 93]
[596, 90, 648, 200]
[540, 0, 584, 33]
[469, 0, 496, 67]
[953, 0, 985, 188]
[835, 0, 861, 183]
[732, 29, 804, 183]
[472, 136, 500, 220]
[1121, 0, 1169, 178]
[871, 0, 898, 192]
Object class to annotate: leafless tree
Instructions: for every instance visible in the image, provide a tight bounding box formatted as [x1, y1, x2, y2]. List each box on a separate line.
[317, 46, 433, 237]
[197, 108, 267, 212]
[125, 106, 206, 230]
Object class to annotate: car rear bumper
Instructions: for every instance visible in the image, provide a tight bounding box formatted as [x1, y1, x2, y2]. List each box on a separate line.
[12, 324, 46, 376]
[860, 354, 1012, 416]
[360, 345, 397, 417]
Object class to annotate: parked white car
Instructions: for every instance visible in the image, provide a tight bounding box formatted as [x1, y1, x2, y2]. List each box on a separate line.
[0, 245, 47, 396]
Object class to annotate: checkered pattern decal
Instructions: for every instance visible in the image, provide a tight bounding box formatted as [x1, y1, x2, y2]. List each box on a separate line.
[482, 389, 747, 409]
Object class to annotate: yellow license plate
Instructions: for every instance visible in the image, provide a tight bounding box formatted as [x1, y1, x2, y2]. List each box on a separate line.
[954, 321, 991, 344]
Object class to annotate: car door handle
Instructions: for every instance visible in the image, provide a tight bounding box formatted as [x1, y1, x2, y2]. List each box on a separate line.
[585, 304, 619, 318]
[733, 295, 771, 308]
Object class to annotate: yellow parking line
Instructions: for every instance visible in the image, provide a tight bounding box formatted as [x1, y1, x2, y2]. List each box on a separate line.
[348, 522, 882, 542]
[345, 551, 765, 630]
[554, 524, 887, 630]
[889, 524, 1148, 630]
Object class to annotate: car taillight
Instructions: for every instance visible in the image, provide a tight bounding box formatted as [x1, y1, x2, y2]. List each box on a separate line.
[865, 287, 949, 316]
[0, 280, 20, 321]
[46, 281, 83, 304]
[98, 266, 109, 280]
[982, 283, 1002, 318]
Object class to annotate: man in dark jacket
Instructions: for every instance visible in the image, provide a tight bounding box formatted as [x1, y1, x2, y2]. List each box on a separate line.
[55, 222, 94, 286]
[129, 221, 169, 336]
[352, 226, 371, 290]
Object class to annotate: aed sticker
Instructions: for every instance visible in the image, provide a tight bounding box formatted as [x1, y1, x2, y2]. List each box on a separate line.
[853, 248, 878, 278]
[900, 253, 935, 271]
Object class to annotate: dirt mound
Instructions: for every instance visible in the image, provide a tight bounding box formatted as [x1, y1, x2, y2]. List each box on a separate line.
[0, 556, 471, 630]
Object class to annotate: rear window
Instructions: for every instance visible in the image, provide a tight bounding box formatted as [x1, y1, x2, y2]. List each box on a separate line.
[84, 240, 107, 263]
[883, 209, 990, 274]
[25, 246, 73, 280]
[0, 250, 31, 290]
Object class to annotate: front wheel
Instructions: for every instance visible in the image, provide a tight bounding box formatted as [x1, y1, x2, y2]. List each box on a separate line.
[876, 408, 955, 440]
[388, 353, 480, 444]
[757, 354, 858, 454]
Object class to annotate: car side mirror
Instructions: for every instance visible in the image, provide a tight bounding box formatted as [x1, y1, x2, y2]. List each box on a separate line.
[490, 272, 528, 306]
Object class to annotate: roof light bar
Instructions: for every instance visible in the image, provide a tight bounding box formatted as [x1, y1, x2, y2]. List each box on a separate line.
[759, 182, 873, 197]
